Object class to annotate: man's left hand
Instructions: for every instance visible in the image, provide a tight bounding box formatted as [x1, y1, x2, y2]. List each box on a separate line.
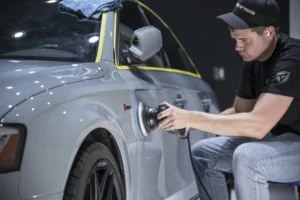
[157, 102, 190, 131]
[176, 126, 191, 139]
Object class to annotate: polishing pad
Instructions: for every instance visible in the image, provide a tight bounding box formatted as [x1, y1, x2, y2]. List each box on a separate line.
[137, 102, 148, 136]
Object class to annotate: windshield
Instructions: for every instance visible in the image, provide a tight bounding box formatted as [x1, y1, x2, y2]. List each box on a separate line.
[0, 0, 101, 62]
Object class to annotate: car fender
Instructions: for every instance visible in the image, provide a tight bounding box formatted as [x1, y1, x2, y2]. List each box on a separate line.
[2, 79, 136, 199]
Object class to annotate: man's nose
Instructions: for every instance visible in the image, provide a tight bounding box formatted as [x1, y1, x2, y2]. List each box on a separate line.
[235, 41, 244, 51]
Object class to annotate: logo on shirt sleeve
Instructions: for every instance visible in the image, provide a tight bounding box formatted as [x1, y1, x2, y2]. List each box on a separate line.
[276, 71, 290, 83]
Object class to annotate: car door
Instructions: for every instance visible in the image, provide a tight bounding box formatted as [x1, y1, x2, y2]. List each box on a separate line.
[116, 2, 197, 199]
[140, 2, 221, 198]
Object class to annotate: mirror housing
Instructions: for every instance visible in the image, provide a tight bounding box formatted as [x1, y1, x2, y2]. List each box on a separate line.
[128, 26, 162, 62]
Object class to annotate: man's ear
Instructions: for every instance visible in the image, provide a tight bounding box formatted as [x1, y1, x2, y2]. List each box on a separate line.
[266, 26, 275, 38]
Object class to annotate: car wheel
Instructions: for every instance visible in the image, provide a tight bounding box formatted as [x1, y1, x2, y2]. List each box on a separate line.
[63, 143, 125, 200]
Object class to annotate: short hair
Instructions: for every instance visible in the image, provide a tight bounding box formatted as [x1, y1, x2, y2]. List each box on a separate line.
[228, 25, 280, 36]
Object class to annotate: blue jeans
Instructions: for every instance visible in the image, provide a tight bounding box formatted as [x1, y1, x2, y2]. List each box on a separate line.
[191, 132, 300, 200]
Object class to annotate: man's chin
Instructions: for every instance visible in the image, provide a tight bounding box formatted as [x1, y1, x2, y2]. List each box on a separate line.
[242, 56, 254, 62]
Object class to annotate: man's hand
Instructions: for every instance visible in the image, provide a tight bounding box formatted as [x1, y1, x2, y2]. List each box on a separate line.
[176, 126, 191, 139]
[157, 102, 190, 131]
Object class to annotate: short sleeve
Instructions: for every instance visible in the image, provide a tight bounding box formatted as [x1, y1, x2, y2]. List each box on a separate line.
[263, 61, 300, 99]
[237, 63, 256, 99]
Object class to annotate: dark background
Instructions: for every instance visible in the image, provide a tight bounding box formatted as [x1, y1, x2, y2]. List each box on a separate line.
[141, 0, 290, 110]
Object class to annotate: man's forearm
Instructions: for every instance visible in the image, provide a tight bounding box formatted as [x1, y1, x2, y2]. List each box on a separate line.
[186, 111, 264, 138]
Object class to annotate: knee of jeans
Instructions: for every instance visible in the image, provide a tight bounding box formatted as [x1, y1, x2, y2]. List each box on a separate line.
[233, 143, 258, 169]
[191, 140, 211, 160]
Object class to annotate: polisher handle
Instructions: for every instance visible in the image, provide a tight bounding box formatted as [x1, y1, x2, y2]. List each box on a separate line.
[158, 105, 168, 112]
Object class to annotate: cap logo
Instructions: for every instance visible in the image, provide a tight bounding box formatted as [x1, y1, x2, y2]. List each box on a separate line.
[276, 71, 290, 83]
[236, 3, 256, 15]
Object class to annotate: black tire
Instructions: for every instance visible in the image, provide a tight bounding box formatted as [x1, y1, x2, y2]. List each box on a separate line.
[63, 143, 125, 200]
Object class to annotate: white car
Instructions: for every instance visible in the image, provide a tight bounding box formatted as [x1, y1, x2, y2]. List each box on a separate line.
[0, 0, 220, 199]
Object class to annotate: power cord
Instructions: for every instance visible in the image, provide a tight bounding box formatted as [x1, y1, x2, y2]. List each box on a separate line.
[186, 133, 213, 200]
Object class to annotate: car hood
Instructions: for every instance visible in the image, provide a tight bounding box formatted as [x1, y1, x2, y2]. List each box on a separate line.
[0, 59, 105, 119]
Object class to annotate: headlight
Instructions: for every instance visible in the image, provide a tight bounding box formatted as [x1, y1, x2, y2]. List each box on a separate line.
[0, 125, 26, 173]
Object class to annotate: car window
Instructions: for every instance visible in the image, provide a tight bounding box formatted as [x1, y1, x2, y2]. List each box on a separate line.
[0, 0, 101, 63]
[118, 1, 165, 67]
[142, 8, 197, 74]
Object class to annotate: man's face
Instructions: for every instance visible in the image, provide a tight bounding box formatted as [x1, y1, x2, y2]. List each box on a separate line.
[230, 28, 271, 62]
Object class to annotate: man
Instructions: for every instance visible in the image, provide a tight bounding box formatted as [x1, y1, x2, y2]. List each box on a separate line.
[157, 0, 300, 199]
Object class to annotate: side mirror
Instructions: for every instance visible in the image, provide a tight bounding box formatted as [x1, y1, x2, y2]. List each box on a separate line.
[127, 26, 162, 63]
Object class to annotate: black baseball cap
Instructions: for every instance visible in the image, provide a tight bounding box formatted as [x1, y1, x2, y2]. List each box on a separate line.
[216, 0, 280, 29]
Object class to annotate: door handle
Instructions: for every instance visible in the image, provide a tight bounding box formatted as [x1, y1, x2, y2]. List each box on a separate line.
[201, 98, 211, 113]
[175, 98, 187, 106]
[174, 94, 187, 108]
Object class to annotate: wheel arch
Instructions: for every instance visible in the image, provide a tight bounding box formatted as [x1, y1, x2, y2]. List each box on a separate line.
[79, 128, 126, 193]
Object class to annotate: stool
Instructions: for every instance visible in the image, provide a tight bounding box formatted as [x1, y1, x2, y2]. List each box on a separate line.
[268, 181, 300, 200]
[225, 173, 300, 200]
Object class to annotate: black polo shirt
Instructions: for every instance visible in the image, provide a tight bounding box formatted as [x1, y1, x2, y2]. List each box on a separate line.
[237, 33, 300, 136]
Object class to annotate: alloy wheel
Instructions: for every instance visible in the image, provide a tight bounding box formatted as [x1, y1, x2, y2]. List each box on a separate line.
[84, 159, 123, 200]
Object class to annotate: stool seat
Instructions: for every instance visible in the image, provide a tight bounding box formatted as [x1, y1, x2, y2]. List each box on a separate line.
[268, 181, 300, 186]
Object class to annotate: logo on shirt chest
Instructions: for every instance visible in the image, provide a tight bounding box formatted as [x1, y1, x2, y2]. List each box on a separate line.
[276, 71, 290, 83]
